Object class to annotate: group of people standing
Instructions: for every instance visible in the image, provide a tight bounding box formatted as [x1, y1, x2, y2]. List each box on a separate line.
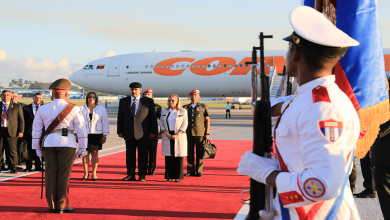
[118, 83, 210, 182]
[0, 91, 44, 174]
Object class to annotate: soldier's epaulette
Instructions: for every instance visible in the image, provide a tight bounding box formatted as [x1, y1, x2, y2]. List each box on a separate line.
[183, 104, 190, 109]
[312, 86, 331, 103]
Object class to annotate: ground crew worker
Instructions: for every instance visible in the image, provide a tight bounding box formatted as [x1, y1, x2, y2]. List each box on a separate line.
[183, 89, 210, 177]
[32, 79, 87, 214]
[237, 6, 361, 219]
[225, 101, 231, 118]
[142, 88, 162, 175]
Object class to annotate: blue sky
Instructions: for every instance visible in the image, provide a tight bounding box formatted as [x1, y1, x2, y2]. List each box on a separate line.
[0, 0, 389, 86]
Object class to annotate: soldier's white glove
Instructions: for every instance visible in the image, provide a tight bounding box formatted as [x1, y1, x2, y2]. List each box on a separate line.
[36, 149, 43, 158]
[76, 149, 87, 158]
[259, 210, 275, 220]
[237, 151, 279, 184]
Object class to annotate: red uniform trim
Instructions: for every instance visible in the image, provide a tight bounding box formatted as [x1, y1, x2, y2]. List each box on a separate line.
[312, 86, 331, 103]
[346, 150, 352, 166]
[279, 191, 305, 205]
[52, 89, 68, 93]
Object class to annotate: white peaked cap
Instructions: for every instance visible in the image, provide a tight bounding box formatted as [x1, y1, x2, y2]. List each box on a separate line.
[289, 6, 359, 47]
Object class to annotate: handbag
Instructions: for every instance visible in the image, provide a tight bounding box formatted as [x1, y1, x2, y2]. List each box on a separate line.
[203, 140, 217, 159]
[17, 138, 28, 162]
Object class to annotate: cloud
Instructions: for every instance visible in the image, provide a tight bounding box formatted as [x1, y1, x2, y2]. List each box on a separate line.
[87, 50, 116, 63]
[0, 50, 83, 85]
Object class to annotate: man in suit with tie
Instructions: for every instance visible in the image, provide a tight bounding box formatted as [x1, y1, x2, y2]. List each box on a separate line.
[117, 82, 157, 181]
[0, 90, 24, 173]
[23, 92, 43, 172]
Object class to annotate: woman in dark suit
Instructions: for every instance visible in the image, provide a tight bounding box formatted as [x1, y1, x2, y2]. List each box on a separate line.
[80, 92, 109, 180]
[160, 95, 188, 182]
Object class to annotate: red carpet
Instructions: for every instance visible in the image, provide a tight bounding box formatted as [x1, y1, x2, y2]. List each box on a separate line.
[0, 140, 251, 219]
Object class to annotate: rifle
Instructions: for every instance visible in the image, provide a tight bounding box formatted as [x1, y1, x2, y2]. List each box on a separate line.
[285, 66, 292, 96]
[245, 32, 273, 220]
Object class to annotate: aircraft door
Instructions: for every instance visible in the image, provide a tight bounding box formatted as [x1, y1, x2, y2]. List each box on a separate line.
[108, 59, 122, 76]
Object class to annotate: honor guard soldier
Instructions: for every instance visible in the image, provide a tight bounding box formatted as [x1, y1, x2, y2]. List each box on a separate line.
[183, 89, 210, 177]
[238, 6, 361, 219]
[142, 88, 162, 175]
[32, 79, 87, 214]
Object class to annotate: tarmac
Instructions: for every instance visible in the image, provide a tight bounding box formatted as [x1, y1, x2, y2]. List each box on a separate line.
[0, 108, 385, 219]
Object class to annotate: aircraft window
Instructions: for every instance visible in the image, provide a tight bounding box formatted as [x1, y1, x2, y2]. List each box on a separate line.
[234, 64, 237, 67]
[150, 65, 153, 68]
[126, 65, 129, 69]
[187, 65, 190, 68]
[181, 65, 184, 68]
[213, 64, 216, 68]
[245, 64, 248, 67]
[240, 64, 242, 67]
[229, 64, 232, 67]
[176, 65, 179, 68]
[208, 65, 210, 68]
[192, 65, 195, 68]
[197, 64, 200, 68]
[202, 64, 205, 68]
[161, 65, 164, 68]
[171, 65, 174, 68]
[145, 65, 148, 68]
[224, 64, 226, 68]
[83, 65, 89, 69]
[155, 65, 158, 68]
[218, 64, 221, 68]
[166, 65, 169, 68]
[89, 65, 93, 69]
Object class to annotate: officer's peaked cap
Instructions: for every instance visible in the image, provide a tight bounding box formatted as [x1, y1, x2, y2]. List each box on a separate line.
[283, 6, 359, 58]
[49, 78, 72, 90]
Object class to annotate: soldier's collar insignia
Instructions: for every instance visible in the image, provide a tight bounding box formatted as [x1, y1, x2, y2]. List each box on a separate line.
[318, 119, 343, 143]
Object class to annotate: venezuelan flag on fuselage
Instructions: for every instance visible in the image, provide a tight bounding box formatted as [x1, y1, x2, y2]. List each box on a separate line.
[303, 0, 389, 158]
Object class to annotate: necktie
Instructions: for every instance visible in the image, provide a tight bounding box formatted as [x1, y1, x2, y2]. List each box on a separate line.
[2, 103, 8, 126]
[131, 99, 137, 116]
[36, 105, 39, 112]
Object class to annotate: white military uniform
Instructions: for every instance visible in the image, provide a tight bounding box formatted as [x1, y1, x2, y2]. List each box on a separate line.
[271, 75, 360, 219]
[32, 99, 87, 150]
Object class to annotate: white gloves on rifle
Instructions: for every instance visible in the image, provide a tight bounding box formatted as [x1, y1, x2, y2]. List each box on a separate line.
[76, 148, 87, 158]
[259, 210, 275, 220]
[36, 149, 43, 158]
[237, 151, 279, 184]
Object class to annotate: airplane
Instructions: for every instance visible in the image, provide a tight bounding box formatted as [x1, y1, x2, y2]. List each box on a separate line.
[69, 50, 390, 98]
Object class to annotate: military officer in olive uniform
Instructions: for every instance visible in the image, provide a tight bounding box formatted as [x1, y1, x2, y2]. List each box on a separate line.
[183, 89, 210, 177]
[142, 88, 162, 175]
[33, 79, 87, 214]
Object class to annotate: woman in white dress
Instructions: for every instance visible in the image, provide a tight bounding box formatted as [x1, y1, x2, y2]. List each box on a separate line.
[160, 95, 188, 182]
[80, 92, 110, 181]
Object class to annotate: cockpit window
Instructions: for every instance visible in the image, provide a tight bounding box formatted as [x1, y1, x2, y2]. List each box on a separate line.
[83, 65, 94, 70]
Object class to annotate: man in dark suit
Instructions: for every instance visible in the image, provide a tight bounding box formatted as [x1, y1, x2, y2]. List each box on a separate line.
[371, 118, 390, 219]
[117, 82, 157, 181]
[0, 90, 24, 173]
[23, 92, 43, 172]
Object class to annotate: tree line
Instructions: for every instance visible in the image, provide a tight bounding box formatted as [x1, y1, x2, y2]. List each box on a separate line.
[5, 79, 113, 96]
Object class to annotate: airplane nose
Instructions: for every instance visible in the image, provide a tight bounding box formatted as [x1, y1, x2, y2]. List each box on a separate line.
[69, 70, 82, 86]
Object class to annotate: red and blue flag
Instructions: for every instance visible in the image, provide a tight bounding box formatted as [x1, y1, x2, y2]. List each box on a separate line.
[303, 0, 389, 158]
